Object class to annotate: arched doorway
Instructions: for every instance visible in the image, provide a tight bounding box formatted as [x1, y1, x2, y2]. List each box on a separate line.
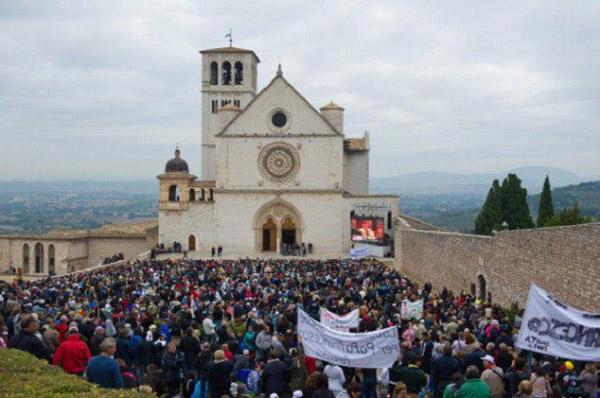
[281, 216, 297, 246]
[262, 218, 277, 252]
[478, 275, 487, 301]
[253, 199, 304, 254]
[188, 235, 196, 251]
[34, 242, 44, 273]
[48, 244, 55, 275]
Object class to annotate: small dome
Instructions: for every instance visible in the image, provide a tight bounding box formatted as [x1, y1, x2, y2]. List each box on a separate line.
[320, 101, 344, 111]
[165, 148, 189, 173]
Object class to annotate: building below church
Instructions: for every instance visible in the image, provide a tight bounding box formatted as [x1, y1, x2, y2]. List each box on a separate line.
[156, 46, 399, 257]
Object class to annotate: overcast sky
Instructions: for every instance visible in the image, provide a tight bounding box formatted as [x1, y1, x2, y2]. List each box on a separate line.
[1, 1, 599, 180]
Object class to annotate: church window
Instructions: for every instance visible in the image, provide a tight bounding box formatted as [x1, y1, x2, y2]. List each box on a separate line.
[23, 243, 30, 274]
[222, 61, 231, 85]
[271, 112, 287, 128]
[48, 244, 55, 275]
[189, 189, 196, 201]
[168, 185, 180, 202]
[210, 62, 218, 85]
[233, 99, 241, 108]
[221, 99, 231, 107]
[211, 100, 218, 114]
[209, 188, 214, 201]
[234, 61, 243, 85]
[200, 189, 205, 201]
[34, 242, 44, 273]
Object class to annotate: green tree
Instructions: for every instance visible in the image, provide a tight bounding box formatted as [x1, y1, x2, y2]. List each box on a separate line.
[474, 179, 503, 235]
[544, 203, 591, 227]
[537, 175, 555, 227]
[500, 173, 534, 229]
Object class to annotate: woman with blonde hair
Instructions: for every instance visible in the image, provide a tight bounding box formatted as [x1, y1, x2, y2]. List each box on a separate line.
[516, 380, 533, 398]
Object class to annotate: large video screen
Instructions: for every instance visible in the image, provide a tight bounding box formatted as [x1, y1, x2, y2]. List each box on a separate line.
[351, 215, 385, 241]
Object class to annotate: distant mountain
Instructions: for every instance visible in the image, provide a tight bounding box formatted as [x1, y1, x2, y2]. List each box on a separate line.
[529, 181, 600, 219]
[371, 166, 581, 195]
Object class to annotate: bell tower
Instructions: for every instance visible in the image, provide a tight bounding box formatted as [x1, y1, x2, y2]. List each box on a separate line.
[199, 46, 260, 180]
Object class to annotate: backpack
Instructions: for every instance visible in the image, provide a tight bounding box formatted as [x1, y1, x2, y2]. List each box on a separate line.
[122, 370, 138, 389]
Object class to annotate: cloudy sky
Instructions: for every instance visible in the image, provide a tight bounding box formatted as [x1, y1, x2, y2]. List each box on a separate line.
[1, 1, 599, 180]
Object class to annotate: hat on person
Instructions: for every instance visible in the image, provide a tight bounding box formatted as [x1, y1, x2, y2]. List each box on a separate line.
[482, 355, 495, 364]
[293, 391, 303, 398]
[270, 394, 280, 398]
[564, 361, 575, 371]
[68, 325, 79, 333]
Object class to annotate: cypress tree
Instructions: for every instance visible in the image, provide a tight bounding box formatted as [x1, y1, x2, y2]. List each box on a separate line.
[537, 175, 555, 227]
[500, 173, 534, 229]
[474, 179, 503, 235]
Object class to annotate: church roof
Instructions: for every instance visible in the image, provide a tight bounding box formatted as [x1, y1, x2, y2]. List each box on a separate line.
[199, 46, 260, 62]
[215, 71, 342, 137]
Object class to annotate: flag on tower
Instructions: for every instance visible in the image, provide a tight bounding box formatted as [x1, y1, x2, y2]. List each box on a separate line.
[225, 29, 232, 47]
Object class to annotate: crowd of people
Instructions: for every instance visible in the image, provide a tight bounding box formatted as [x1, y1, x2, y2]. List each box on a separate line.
[0, 257, 598, 398]
[102, 253, 125, 265]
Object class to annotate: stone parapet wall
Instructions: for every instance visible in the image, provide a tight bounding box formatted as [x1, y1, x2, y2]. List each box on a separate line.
[395, 222, 600, 312]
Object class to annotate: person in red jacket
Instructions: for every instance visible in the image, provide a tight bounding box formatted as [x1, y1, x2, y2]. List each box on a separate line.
[56, 315, 70, 342]
[53, 326, 92, 375]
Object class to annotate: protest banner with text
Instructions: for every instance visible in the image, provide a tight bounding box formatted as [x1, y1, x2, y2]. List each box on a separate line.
[298, 308, 400, 369]
[516, 284, 600, 361]
[319, 307, 359, 332]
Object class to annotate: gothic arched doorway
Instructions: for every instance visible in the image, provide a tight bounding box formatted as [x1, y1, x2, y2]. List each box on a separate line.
[262, 218, 277, 252]
[478, 275, 487, 301]
[188, 234, 196, 251]
[281, 216, 296, 246]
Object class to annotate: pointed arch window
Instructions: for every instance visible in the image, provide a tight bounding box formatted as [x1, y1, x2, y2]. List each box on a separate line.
[34, 242, 44, 273]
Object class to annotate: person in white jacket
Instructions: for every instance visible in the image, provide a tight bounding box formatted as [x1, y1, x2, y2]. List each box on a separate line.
[324, 363, 346, 397]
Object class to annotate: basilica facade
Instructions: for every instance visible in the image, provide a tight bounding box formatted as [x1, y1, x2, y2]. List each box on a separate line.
[157, 46, 399, 257]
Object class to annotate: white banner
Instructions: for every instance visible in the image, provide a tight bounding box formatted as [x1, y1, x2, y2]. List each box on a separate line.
[401, 299, 423, 320]
[319, 307, 360, 332]
[298, 308, 400, 369]
[516, 284, 600, 361]
[350, 246, 369, 259]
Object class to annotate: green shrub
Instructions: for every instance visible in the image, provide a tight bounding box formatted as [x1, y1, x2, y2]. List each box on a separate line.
[0, 349, 154, 397]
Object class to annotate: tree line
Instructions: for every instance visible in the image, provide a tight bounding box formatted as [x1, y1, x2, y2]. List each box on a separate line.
[474, 174, 591, 235]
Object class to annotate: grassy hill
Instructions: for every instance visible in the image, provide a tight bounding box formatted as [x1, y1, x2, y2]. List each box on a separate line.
[529, 181, 600, 219]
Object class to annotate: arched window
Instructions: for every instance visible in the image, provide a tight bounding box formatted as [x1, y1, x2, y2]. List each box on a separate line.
[23, 243, 30, 274]
[48, 244, 55, 275]
[189, 189, 196, 201]
[222, 61, 231, 85]
[209, 188, 214, 201]
[34, 242, 44, 273]
[210, 61, 218, 85]
[188, 234, 196, 251]
[168, 185, 180, 202]
[478, 275, 487, 301]
[200, 189, 205, 201]
[234, 61, 243, 85]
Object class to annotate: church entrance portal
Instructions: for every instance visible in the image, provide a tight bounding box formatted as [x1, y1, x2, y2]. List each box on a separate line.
[254, 199, 304, 254]
[281, 217, 296, 245]
[262, 218, 277, 252]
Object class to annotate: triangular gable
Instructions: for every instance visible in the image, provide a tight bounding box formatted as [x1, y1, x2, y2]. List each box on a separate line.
[216, 75, 342, 137]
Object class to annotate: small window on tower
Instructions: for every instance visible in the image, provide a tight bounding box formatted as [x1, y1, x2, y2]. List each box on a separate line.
[222, 61, 231, 85]
[234, 62, 243, 85]
[211, 100, 218, 114]
[210, 62, 218, 85]
[234, 99, 240, 108]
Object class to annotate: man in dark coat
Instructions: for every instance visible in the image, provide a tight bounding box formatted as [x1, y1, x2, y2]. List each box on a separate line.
[10, 315, 52, 362]
[431, 344, 461, 398]
[259, 351, 290, 397]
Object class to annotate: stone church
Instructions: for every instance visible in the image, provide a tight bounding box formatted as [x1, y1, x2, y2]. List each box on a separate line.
[157, 46, 399, 257]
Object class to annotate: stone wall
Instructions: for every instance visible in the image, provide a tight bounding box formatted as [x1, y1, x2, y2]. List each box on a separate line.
[395, 222, 600, 312]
